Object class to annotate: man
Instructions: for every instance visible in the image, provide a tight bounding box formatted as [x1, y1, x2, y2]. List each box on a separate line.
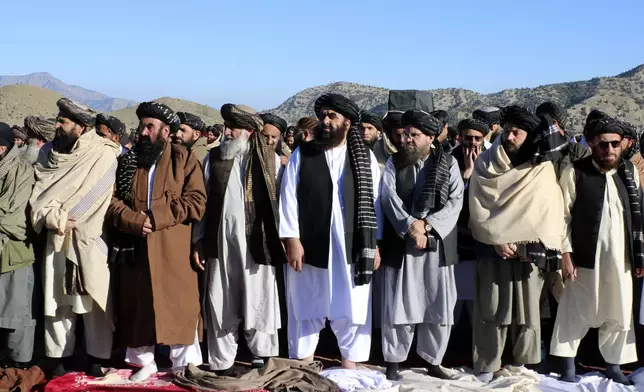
[260, 113, 290, 166]
[618, 120, 644, 186]
[96, 114, 129, 155]
[205, 124, 223, 150]
[468, 106, 568, 382]
[450, 118, 489, 331]
[379, 110, 464, 381]
[279, 94, 383, 369]
[578, 110, 610, 149]
[550, 119, 643, 385]
[106, 102, 206, 381]
[29, 98, 119, 377]
[174, 112, 208, 163]
[11, 126, 27, 149]
[192, 104, 285, 374]
[472, 106, 501, 146]
[294, 117, 317, 148]
[382, 111, 404, 152]
[0, 127, 36, 369]
[359, 111, 390, 172]
[430, 110, 449, 146]
[22, 116, 55, 166]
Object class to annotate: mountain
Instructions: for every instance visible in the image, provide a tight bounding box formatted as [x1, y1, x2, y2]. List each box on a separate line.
[108, 97, 224, 129]
[0, 85, 63, 126]
[268, 64, 644, 133]
[0, 72, 137, 112]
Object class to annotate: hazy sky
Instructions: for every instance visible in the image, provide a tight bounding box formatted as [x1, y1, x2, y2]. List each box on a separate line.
[2, 0, 643, 110]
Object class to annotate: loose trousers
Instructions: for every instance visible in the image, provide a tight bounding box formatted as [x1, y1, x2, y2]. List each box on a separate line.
[45, 303, 113, 359]
[473, 321, 540, 373]
[288, 317, 371, 363]
[382, 323, 451, 365]
[208, 322, 278, 370]
[126, 328, 203, 369]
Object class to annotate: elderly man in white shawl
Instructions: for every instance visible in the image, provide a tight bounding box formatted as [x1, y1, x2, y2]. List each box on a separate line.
[468, 106, 568, 382]
[29, 98, 119, 378]
[379, 110, 464, 381]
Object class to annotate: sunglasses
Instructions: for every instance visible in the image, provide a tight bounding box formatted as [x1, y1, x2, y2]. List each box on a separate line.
[463, 135, 483, 142]
[597, 141, 621, 149]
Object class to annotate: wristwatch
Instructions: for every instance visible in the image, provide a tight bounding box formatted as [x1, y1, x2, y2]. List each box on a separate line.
[424, 219, 431, 233]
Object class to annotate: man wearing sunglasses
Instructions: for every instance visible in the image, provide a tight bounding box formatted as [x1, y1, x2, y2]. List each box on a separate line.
[550, 118, 644, 386]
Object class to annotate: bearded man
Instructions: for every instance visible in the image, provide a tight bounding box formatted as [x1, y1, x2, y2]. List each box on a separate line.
[293, 117, 317, 149]
[617, 120, 644, 186]
[279, 94, 383, 369]
[11, 126, 27, 149]
[472, 106, 501, 147]
[96, 114, 129, 155]
[205, 124, 224, 150]
[0, 129, 36, 369]
[106, 102, 206, 381]
[468, 106, 568, 382]
[550, 119, 643, 385]
[379, 110, 464, 381]
[193, 104, 285, 374]
[22, 116, 56, 166]
[359, 111, 389, 172]
[430, 110, 449, 147]
[260, 113, 290, 166]
[29, 98, 119, 377]
[174, 112, 208, 163]
[382, 111, 404, 153]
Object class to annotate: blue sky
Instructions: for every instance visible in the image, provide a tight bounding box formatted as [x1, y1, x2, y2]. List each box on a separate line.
[1, 0, 643, 110]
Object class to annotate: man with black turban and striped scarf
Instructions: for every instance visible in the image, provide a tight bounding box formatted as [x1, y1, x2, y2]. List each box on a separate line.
[379, 109, 464, 380]
[279, 93, 383, 369]
[359, 110, 391, 172]
[468, 105, 568, 382]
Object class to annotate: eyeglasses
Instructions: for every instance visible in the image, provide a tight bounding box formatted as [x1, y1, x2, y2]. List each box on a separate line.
[463, 135, 483, 142]
[597, 141, 621, 149]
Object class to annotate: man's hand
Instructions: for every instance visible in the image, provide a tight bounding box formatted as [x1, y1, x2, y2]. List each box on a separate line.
[408, 220, 428, 249]
[280, 155, 289, 167]
[635, 268, 644, 278]
[494, 244, 516, 259]
[374, 247, 381, 271]
[58, 218, 77, 236]
[462, 145, 481, 180]
[562, 252, 577, 281]
[286, 238, 305, 272]
[141, 212, 153, 237]
[192, 240, 206, 271]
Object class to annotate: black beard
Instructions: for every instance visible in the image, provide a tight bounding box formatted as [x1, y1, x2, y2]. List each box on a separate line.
[52, 132, 79, 154]
[315, 123, 347, 150]
[364, 138, 377, 149]
[137, 136, 166, 168]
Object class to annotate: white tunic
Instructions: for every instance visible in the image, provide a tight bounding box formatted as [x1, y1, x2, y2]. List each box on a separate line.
[279, 145, 383, 325]
[559, 163, 637, 330]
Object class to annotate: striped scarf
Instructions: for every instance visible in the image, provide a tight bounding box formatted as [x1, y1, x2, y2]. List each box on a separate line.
[346, 126, 378, 285]
[413, 141, 450, 217]
[618, 161, 644, 270]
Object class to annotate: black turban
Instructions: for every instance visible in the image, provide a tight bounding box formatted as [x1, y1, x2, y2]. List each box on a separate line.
[500, 105, 540, 134]
[136, 101, 181, 133]
[586, 109, 610, 124]
[585, 119, 624, 140]
[457, 118, 489, 136]
[536, 101, 568, 129]
[24, 116, 56, 142]
[401, 110, 442, 136]
[260, 113, 288, 134]
[382, 111, 404, 132]
[314, 94, 360, 124]
[0, 123, 11, 147]
[583, 110, 612, 138]
[472, 106, 501, 128]
[177, 112, 206, 132]
[359, 111, 383, 132]
[220, 104, 263, 132]
[57, 98, 96, 127]
[96, 114, 126, 138]
[11, 125, 27, 141]
[430, 110, 449, 127]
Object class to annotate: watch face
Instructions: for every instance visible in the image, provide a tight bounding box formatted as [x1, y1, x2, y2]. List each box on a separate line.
[425, 225, 431, 232]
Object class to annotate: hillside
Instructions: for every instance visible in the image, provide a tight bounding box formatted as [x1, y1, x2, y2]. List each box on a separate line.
[269, 64, 644, 134]
[0, 85, 62, 126]
[109, 97, 224, 129]
[0, 72, 137, 112]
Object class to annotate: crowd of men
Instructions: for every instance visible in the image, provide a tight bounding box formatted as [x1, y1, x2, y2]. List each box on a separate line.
[0, 92, 643, 386]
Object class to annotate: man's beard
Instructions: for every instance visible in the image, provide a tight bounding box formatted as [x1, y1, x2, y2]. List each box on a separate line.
[502, 139, 521, 164]
[316, 123, 347, 149]
[397, 144, 431, 167]
[364, 136, 378, 149]
[137, 135, 166, 168]
[592, 147, 622, 171]
[23, 140, 41, 163]
[52, 131, 79, 154]
[220, 132, 250, 160]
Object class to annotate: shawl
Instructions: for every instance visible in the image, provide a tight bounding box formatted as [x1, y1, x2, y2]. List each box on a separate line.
[469, 137, 564, 270]
[346, 125, 378, 285]
[30, 131, 119, 312]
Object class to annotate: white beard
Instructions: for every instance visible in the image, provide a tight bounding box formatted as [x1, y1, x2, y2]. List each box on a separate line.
[220, 131, 250, 160]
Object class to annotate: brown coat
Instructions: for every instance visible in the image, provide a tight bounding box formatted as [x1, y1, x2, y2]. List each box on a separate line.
[107, 143, 206, 347]
[631, 152, 644, 187]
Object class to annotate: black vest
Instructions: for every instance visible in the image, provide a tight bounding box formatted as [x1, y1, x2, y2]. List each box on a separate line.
[380, 154, 458, 269]
[570, 156, 633, 269]
[297, 143, 355, 269]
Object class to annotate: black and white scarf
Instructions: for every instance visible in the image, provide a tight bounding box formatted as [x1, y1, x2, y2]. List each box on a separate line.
[413, 141, 450, 217]
[618, 161, 644, 270]
[109, 148, 139, 267]
[346, 125, 378, 286]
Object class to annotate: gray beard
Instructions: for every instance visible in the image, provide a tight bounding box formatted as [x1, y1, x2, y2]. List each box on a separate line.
[23, 144, 41, 165]
[220, 135, 250, 160]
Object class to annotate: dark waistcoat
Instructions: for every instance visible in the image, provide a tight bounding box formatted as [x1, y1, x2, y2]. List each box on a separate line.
[297, 143, 355, 269]
[203, 147, 235, 260]
[380, 154, 458, 269]
[570, 156, 633, 269]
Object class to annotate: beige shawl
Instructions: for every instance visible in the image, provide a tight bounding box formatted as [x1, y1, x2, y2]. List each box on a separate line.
[468, 139, 564, 250]
[30, 131, 119, 316]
